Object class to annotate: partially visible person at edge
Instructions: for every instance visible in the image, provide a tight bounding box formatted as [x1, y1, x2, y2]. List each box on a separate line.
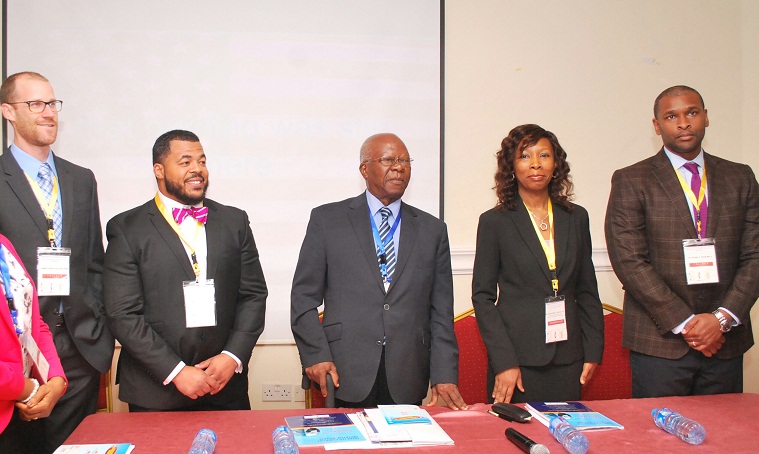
[0, 71, 112, 453]
[0, 233, 67, 451]
[472, 124, 604, 403]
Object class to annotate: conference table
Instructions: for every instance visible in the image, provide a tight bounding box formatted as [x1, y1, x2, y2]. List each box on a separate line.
[64, 393, 759, 453]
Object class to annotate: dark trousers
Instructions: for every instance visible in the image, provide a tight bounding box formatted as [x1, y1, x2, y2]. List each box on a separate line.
[129, 397, 251, 412]
[488, 360, 584, 404]
[630, 350, 743, 398]
[335, 348, 422, 408]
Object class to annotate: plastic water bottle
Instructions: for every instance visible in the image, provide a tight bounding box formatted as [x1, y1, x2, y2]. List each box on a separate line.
[272, 425, 299, 454]
[188, 428, 217, 454]
[549, 416, 589, 454]
[652, 408, 706, 445]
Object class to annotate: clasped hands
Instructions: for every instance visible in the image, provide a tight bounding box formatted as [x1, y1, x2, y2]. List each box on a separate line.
[305, 361, 468, 410]
[681, 312, 728, 357]
[173, 353, 238, 399]
[15, 376, 66, 422]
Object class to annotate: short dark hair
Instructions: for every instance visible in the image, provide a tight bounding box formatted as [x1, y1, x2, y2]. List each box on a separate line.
[152, 130, 200, 164]
[1, 72, 49, 104]
[653, 85, 705, 118]
[494, 124, 574, 211]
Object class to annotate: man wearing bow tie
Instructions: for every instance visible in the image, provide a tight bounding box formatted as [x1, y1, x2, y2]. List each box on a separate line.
[103, 130, 267, 411]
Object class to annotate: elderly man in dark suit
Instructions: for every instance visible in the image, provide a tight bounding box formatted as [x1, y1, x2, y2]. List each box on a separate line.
[291, 133, 467, 410]
[0, 72, 113, 453]
[605, 85, 759, 397]
[103, 130, 267, 411]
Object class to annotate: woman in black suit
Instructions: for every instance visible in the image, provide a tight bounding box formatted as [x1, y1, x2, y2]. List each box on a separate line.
[472, 124, 604, 403]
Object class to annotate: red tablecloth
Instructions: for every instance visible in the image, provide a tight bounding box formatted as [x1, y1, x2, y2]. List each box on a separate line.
[64, 393, 759, 453]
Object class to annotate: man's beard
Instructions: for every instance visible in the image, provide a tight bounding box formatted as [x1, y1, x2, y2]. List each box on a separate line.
[165, 176, 208, 205]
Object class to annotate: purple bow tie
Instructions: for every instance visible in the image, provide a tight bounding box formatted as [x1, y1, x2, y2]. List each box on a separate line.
[172, 206, 208, 225]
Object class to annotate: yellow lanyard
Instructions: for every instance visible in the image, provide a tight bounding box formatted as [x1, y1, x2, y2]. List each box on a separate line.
[154, 194, 203, 278]
[525, 199, 558, 296]
[24, 173, 60, 247]
[674, 165, 707, 239]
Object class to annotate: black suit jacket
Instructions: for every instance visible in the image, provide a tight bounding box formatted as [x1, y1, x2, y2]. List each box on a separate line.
[291, 193, 459, 404]
[0, 150, 113, 373]
[103, 198, 267, 409]
[471, 199, 604, 379]
[605, 150, 759, 359]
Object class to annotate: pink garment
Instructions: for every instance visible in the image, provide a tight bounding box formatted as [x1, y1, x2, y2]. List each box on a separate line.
[0, 234, 66, 433]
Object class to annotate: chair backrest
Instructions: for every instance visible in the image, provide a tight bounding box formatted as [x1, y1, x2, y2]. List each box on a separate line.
[96, 371, 112, 413]
[454, 309, 489, 404]
[581, 304, 632, 400]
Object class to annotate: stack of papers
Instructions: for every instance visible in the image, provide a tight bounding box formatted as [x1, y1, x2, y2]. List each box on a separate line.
[525, 401, 624, 431]
[285, 405, 454, 450]
[53, 443, 135, 454]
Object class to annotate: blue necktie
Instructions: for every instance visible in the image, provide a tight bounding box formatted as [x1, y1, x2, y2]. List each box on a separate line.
[38, 163, 63, 247]
[378, 207, 396, 281]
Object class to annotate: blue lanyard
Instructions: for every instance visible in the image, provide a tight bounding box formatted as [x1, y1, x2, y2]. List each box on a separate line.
[0, 246, 22, 335]
[369, 207, 401, 283]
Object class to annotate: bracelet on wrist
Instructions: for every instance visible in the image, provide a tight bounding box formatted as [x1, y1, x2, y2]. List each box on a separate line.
[19, 378, 40, 404]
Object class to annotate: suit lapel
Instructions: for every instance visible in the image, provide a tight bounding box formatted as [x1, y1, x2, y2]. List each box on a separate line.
[703, 153, 721, 238]
[204, 201, 220, 279]
[347, 194, 385, 291]
[147, 199, 196, 280]
[54, 156, 74, 247]
[388, 202, 418, 294]
[651, 149, 698, 237]
[511, 198, 553, 283]
[0, 151, 49, 240]
[553, 203, 569, 275]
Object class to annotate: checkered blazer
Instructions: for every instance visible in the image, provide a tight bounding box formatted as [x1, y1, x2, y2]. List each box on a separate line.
[605, 149, 759, 360]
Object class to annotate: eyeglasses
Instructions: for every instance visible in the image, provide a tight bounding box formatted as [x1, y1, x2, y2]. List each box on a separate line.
[363, 156, 414, 167]
[7, 100, 63, 113]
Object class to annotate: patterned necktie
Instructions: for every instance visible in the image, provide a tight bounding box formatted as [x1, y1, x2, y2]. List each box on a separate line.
[37, 163, 63, 247]
[378, 207, 396, 281]
[172, 206, 208, 225]
[683, 162, 707, 235]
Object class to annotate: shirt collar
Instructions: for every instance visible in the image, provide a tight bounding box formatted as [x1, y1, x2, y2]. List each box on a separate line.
[365, 190, 401, 219]
[10, 143, 58, 177]
[663, 146, 705, 170]
[156, 191, 204, 210]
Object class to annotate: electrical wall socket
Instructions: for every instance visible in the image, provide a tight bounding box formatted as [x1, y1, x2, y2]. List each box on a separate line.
[292, 386, 305, 402]
[262, 384, 291, 402]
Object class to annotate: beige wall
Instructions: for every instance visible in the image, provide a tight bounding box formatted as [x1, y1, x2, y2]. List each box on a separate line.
[4, 2, 757, 409]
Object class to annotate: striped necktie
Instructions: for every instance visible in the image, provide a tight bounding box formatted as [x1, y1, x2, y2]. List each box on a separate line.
[38, 163, 63, 247]
[378, 207, 396, 281]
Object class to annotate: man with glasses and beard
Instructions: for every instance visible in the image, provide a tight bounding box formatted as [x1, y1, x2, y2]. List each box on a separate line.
[103, 130, 267, 411]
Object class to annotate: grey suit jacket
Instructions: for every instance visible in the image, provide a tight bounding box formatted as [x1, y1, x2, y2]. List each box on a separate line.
[605, 150, 759, 359]
[0, 150, 113, 373]
[291, 193, 459, 404]
[103, 198, 267, 409]
[471, 199, 604, 378]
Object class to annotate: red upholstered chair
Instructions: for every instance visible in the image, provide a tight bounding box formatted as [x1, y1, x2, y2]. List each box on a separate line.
[96, 371, 112, 413]
[453, 309, 489, 404]
[581, 304, 632, 400]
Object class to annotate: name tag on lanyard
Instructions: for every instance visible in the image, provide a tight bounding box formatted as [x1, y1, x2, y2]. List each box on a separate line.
[545, 296, 568, 343]
[36, 247, 71, 296]
[683, 238, 719, 285]
[183, 279, 216, 328]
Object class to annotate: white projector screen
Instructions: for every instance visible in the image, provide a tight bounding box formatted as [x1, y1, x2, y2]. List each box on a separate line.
[4, 1, 442, 342]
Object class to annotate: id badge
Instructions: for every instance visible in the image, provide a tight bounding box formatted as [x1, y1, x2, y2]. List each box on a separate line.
[682, 238, 719, 285]
[19, 332, 50, 383]
[545, 295, 568, 343]
[183, 279, 216, 328]
[36, 247, 71, 296]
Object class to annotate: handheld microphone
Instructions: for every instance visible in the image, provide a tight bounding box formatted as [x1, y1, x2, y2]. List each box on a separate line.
[505, 428, 550, 454]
